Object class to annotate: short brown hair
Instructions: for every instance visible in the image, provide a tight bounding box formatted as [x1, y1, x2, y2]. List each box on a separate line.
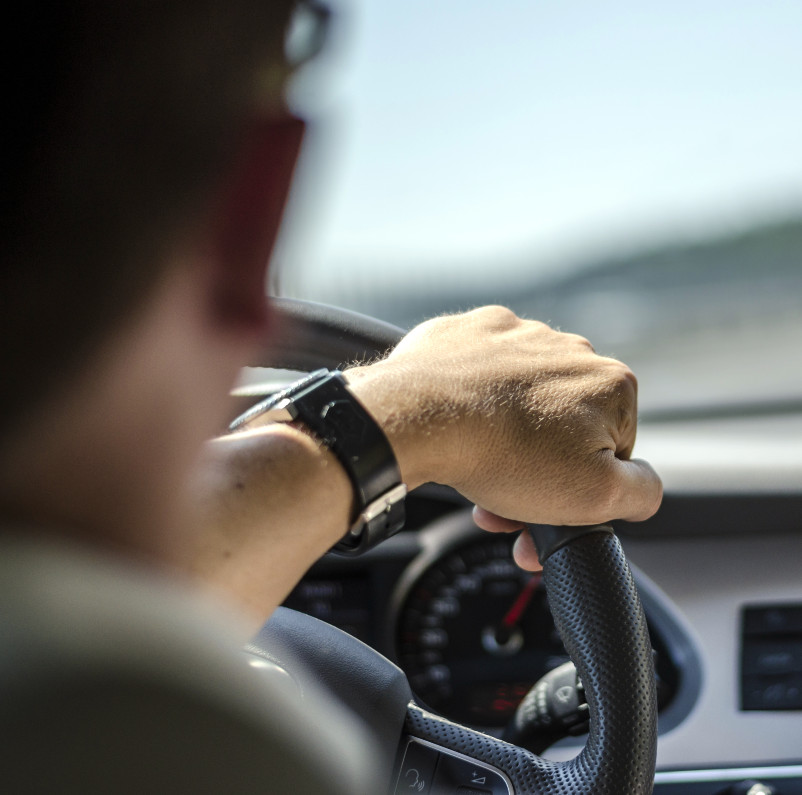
[1, 0, 295, 437]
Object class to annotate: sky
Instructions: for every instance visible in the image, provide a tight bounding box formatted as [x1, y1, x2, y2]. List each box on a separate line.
[275, 0, 802, 296]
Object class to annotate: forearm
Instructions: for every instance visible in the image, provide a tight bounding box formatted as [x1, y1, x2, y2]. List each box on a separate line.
[182, 422, 354, 626]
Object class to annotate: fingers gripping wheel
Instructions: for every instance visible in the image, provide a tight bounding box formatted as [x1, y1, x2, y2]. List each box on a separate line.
[403, 526, 657, 795]
[253, 302, 656, 793]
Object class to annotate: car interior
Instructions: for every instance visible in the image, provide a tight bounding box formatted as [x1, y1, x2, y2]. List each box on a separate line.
[5, 2, 799, 794]
[238, 2, 802, 792]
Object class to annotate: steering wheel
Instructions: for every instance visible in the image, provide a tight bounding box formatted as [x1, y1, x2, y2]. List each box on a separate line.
[247, 298, 658, 795]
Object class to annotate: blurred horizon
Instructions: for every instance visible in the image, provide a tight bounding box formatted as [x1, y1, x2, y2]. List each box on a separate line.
[271, 0, 802, 413]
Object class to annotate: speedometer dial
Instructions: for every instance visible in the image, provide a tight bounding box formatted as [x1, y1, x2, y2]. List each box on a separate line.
[394, 533, 569, 728]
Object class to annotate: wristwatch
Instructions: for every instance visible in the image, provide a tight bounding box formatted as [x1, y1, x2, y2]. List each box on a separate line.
[229, 369, 406, 555]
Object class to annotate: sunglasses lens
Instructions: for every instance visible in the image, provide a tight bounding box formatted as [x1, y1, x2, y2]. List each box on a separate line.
[285, 0, 331, 67]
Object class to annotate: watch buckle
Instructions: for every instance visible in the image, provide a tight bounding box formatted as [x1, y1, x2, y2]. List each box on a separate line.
[357, 483, 407, 526]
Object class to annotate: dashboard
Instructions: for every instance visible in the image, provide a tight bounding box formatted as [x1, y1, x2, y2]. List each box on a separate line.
[282, 415, 802, 792]
[286, 500, 693, 738]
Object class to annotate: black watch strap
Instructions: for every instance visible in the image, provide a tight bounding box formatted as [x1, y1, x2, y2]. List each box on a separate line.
[229, 369, 406, 555]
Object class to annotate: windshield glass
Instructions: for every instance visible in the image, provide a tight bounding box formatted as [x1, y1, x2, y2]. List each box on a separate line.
[275, 0, 802, 415]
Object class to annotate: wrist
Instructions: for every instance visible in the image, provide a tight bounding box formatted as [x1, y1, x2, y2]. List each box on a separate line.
[343, 362, 460, 492]
[230, 369, 406, 554]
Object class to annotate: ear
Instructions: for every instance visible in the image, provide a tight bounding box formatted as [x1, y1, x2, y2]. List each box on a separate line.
[206, 115, 306, 335]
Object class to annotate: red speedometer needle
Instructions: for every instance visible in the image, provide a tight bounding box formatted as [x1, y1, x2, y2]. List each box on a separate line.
[501, 574, 542, 630]
[483, 572, 542, 655]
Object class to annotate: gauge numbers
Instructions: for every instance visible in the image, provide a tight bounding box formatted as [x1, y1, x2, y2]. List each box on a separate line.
[395, 533, 569, 728]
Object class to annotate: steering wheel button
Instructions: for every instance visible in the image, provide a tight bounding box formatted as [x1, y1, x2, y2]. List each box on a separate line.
[431, 751, 511, 795]
[395, 739, 439, 795]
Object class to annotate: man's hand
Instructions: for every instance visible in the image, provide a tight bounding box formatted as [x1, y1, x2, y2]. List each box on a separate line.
[189, 306, 660, 624]
[347, 306, 662, 533]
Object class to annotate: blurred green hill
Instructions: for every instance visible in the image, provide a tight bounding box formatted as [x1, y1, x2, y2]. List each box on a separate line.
[354, 217, 802, 352]
[332, 216, 802, 409]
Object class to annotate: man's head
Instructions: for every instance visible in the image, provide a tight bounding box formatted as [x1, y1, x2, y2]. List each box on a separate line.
[2, 0, 301, 437]
[1, 1, 306, 552]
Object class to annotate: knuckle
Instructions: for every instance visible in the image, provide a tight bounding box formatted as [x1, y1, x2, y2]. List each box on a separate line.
[617, 369, 639, 407]
[565, 332, 595, 351]
[474, 305, 520, 325]
[601, 361, 638, 402]
[620, 364, 638, 391]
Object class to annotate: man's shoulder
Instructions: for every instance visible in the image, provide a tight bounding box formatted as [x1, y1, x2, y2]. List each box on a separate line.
[0, 532, 378, 794]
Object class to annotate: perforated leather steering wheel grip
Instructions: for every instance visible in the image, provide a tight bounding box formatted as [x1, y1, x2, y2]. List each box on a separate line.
[404, 525, 657, 794]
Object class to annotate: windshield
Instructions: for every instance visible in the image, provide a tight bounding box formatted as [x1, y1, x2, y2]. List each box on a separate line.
[275, 0, 802, 415]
